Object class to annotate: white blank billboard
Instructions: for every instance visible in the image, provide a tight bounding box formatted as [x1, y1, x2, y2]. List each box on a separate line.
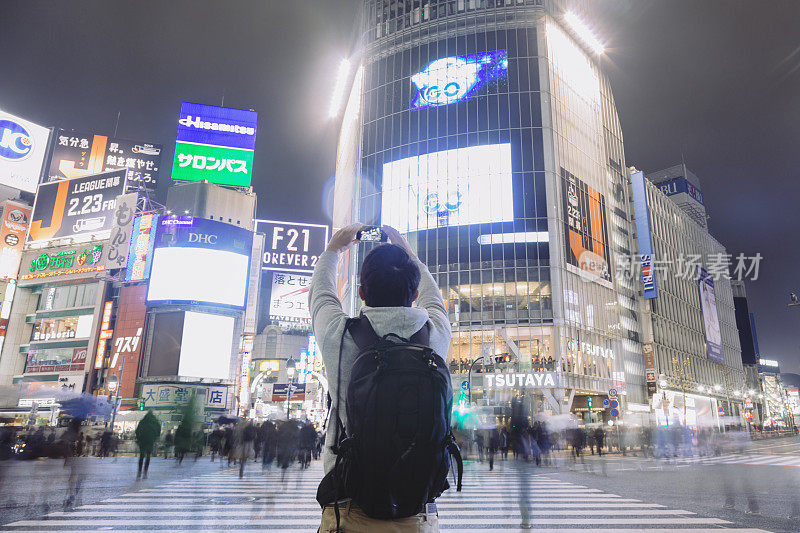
[0, 109, 51, 193]
[381, 143, 513, 232]
[147, 247, 249, 307]
[178, 311, 235, 380]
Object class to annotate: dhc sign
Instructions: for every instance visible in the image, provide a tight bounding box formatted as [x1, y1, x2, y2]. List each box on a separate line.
[484, 372, 560, 389]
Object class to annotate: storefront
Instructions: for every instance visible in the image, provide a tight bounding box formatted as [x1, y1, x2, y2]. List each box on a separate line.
[652, 389, 721, 429]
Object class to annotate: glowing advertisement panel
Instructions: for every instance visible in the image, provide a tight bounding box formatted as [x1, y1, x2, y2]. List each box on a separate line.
[411, 50, 508, 109]
[171, 142, 253, 187]
[0, 201, 31, 279]
[171, 102, 257, 187]
[255, 220, 329, 274]
[561, 167, 612, 284]
[178, 311, 235, 380]
[48, 129, 161, 189]
[147, 217, 253, 308]
[268, 272, 311, 325]
[630, 170, 658, 298]
[0, 109, 51, 193]
[175, 102, 257, 150]
[28, 169, 127, 244]
[381, 144, 513, 233]
[148, 248, 249, 308]
[697, 267, 724, 364]
[125, 214, 159, 282]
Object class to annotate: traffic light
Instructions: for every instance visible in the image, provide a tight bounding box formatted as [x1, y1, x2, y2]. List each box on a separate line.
[587, 396, 593, 408]
[138, 400, 145, 411]
[494, 354, 512, 364]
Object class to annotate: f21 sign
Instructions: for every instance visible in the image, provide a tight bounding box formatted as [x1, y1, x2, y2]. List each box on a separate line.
[255, 220, 329, 274]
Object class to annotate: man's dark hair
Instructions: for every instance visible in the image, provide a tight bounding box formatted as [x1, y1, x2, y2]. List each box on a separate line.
[360, 244, 420, 307]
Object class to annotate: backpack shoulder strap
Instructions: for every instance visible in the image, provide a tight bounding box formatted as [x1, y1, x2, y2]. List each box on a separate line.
[409, 322, 430, 346]
[346, 314, 381, 350]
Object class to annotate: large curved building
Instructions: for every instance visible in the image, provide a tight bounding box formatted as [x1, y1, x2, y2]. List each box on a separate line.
[334, 0, 647, 422]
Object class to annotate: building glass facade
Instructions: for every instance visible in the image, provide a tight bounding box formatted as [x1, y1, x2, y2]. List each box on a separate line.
[337, 0, 645, 420]
[634, 174, 745, 426]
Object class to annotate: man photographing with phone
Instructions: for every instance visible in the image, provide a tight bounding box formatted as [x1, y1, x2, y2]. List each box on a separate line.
[309, 223, 458, 532]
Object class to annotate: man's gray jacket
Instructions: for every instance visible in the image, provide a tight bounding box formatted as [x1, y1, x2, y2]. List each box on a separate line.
[308, 250, 452, 474]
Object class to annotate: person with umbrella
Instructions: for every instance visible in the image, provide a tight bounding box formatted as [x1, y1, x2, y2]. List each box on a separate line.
[135, 410, 161, 479]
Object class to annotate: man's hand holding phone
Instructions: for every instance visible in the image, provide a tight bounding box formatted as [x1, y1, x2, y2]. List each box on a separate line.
[326, 223, 363, 253]
[382, 225, 415, 257]
[326, 223, 415, 258]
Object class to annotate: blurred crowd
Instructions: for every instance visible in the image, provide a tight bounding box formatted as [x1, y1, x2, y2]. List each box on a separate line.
[454, 420, 769, 467]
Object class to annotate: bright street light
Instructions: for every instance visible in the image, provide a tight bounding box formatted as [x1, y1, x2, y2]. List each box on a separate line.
[328, 58, 351, 118]
[564, 12, 605, 54]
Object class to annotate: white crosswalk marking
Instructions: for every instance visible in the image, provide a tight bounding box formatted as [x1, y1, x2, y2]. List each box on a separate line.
[0, 462, 773, 531]
[676, 453, 800, 468]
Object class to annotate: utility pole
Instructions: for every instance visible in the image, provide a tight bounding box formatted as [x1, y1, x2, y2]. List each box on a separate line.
[110, 355, 126, 429]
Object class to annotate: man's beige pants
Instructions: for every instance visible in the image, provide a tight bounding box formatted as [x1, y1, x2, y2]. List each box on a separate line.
[319, 502, 438, 532]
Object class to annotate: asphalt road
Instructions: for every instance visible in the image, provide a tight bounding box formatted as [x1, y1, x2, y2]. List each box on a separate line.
[0, 436, 797, 531]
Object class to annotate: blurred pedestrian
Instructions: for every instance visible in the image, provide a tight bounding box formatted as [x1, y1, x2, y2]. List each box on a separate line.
[299, 421, 316, 469]
[237, 420, 256, 478]
[135, 410, 161, 479]
[260, 420, 277, 467]
[208, 426, 223, 462]
[163, 430, 173, 459]
[174, 420, 193, 465]
[487, 426, 500, 470]
[193, 430, 206, 460]
[593, 427, 605, 456]
[276, 419, 299, 481]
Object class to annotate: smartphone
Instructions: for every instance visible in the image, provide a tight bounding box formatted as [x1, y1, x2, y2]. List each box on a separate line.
[356, 226, 388, 242]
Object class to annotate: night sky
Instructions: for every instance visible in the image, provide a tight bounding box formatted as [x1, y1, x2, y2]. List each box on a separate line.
[1, 1, 798, 372]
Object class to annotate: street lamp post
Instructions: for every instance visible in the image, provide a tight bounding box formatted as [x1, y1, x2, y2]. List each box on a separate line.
[671, 355, 692, 426]
[466, 355, 488, 404]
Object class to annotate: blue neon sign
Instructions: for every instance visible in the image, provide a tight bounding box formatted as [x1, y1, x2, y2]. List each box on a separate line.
[631, 170, 659, 300]
[411, 50, 508, 109]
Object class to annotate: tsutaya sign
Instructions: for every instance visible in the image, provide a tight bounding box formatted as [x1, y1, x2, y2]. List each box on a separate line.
[484, 372, 561, 389]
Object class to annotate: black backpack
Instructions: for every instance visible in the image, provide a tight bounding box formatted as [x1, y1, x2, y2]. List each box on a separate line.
[317, 315, 462, 521]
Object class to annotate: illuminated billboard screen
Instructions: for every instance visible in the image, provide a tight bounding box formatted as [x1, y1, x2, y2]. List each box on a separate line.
[146, 217, 253, 308]
[171, 102, 257, 187]
[561, 167, 612, 284]
[0, 109, 51, 193]
[48, 129, 161, 189]
[178, 311, 235, 380]
[255, 220, 329, 274]
[28, 169, 127, 244]
[411, 50, 508, 109]
[125, 214, 159, 282]
[0, 200, 31, 278]
[268, 271, 312, 326]
[697, 267, 724, 363]
[381, 144, 513, 233]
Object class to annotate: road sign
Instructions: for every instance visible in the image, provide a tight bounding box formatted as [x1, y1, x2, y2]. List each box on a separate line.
[609, 399, 619, 409]
[610, 408, 619, 417]
[602, 399, 609, 407]
[608, 388, 618, 398]
[461, 380, 470, 391]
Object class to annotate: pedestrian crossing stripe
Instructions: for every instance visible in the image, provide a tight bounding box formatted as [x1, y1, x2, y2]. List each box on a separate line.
[671, 453, 800, 467]
[0, 462, 772, 531]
